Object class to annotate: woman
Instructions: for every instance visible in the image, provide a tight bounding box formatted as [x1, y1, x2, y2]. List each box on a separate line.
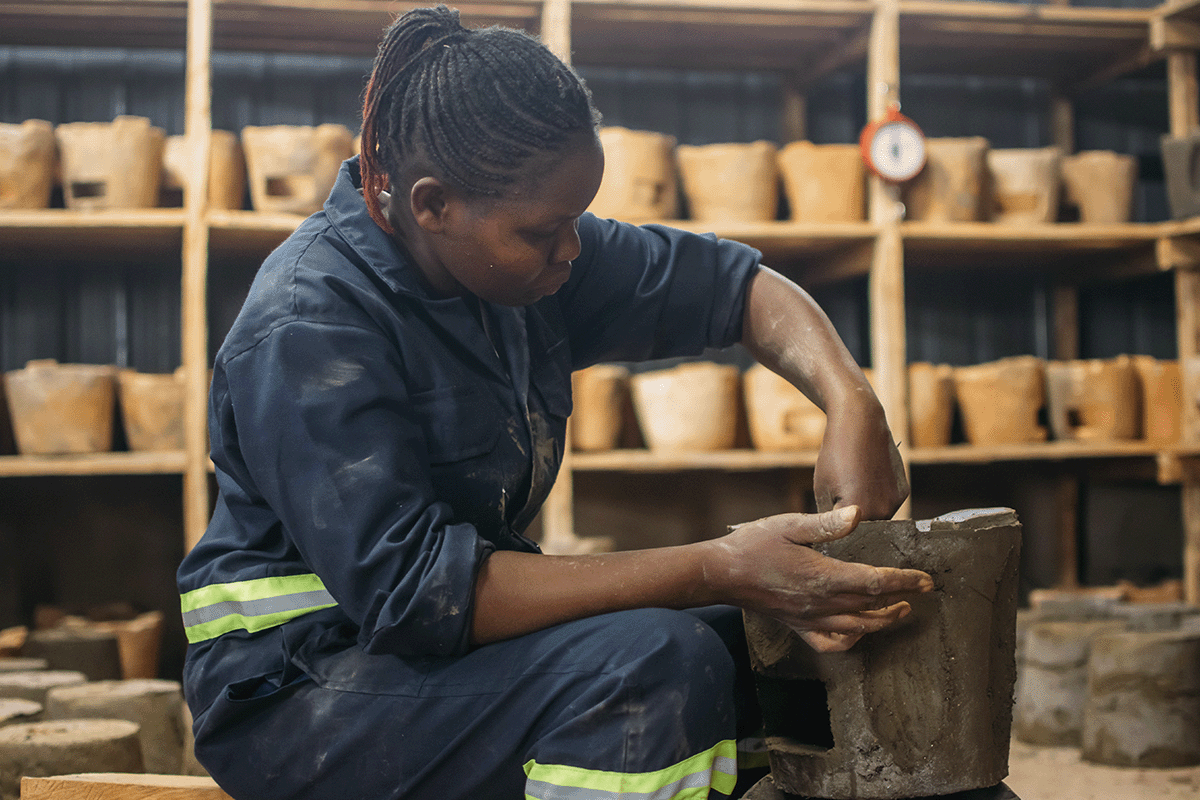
[178, 6, 932, 799]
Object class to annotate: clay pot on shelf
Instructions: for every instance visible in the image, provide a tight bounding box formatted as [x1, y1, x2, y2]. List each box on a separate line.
[743, 364, 825, 451]
[1060, 151, 1137, 224]
[116, 368, 185, 452]
[630, 362, 740, 452]
[987, 147, 1062, 225]
[902, 136, 990, 223]
[3, 360, 118, 455]
[1161, 132, 1200, 220]
[55, 116, 165, 210]
[908, 362, 955, 448]
[241, 123, 354, 215]
[675, 141, 779, 222]
[777, 142, 865, 223]
[588, 127, 678, 222]
[1131, 356, 1182, 445]
[160, 130, 246, 210]
[570, 364, 630, 452]
[1045, 356, 1140, 442]
[953, 355, 1046, 445]
[0, 120, 57, 210]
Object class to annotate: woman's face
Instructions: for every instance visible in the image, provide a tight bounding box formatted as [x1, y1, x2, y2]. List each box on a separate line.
[429, 132, 604, 307]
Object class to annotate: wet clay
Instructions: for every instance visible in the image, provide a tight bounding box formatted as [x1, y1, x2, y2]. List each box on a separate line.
[20, 774, 234, 800]
[241, 123, 354, 215]
[0, 720, 142, 800]
[160, 131, 246, 210]
[987, 147, 1061, 225]
[1045, 356, 1140, 442]
[1060, 151, 1137, 224]
[743, 364, 824, 451]
[56, 116, 165, 210]
[3, 361, 117, 455]
[589, 127, 678, 222]
[953, 356, 1046, 445]
[630, 363, 740, 452]
[743, 508, 1022, 799]
[0, 701, 40, 729]
[908, 362, 955, 448]
[676, 141, 779, 222]
[777, 142, 865, 223]
[0, 121, 56, 210]
[45, 679, 185, 774]
[118, 369, 186, 451]
[902, 137, 989, 223]
[1131, 356, 1182, 445]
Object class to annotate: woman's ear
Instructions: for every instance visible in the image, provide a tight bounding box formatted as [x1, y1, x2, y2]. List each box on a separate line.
[409, 177, 451, 233]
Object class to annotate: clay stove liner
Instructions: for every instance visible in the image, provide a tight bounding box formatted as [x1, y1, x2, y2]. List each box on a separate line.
[0, 120, 56, 210]
[908, 362, 955, 448]
[241, 124, 354, 216]
[55, 116, 165, 210]
[777, 142, 865, 223]
[160, 131, 246, 210]
[1045, 355, 1140, 442]
[987, 147, 1062, 225]
[630, 363, 740, 452]
[3, 360, 117, 455]
[675, 141, 779, 223]
[1131, 355, 1182, 445]
[953, 355, 1046, 445]
[117, 368, 185, 452]
[743, 508, 1022, 799]
[570, 364, 630, 452]
[589, 127, 678, 223]
[1060, 151, 1137, 224]
[902, 136, 990, 223]
[743, 364, 824, 451]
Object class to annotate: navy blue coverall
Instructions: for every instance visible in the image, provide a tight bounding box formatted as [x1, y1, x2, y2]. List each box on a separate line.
[177, 156, 764, 800]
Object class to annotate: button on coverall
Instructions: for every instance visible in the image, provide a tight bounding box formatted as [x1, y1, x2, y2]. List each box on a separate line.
[177, 156, 764, 800]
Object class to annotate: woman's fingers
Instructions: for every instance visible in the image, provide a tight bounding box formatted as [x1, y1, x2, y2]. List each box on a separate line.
[788, 602, 913, 639]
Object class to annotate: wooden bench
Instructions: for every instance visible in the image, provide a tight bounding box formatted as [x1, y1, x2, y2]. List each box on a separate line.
[20, 774, 233, 800]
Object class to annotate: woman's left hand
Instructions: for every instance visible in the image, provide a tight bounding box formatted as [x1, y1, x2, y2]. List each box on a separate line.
[813, 392, 908, 520]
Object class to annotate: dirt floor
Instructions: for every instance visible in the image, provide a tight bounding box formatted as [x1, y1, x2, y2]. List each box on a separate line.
[1005, 739, 1200, 800]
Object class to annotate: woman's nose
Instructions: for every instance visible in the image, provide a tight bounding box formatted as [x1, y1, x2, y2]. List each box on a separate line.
[552, 219, 582, 265]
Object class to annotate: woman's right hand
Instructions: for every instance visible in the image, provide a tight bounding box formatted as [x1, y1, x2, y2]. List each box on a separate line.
[702, 506, 934, 652]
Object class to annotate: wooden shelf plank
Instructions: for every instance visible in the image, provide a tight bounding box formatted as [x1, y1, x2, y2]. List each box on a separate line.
[0, 209, 185, 262]
[0, 451, 187, 477]
[0, 0, 188, 49]
[572, 449, 819, 472]
[1161, 0, 1200, 27]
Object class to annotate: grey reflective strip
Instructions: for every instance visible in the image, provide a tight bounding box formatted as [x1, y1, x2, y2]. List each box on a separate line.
[181, 588, 337, 628]
[524, 757, 735, 800]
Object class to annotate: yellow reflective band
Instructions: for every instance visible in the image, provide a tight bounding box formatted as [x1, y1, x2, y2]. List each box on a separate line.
[180, 574, 338, 643]
[523, 738, 736, 800]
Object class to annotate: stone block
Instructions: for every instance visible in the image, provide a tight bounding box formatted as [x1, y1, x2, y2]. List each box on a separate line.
[0, 720, 142, 800]
[46, 680, 185, 775]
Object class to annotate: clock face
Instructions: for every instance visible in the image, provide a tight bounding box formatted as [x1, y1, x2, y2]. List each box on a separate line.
[868, 120, 926, 183]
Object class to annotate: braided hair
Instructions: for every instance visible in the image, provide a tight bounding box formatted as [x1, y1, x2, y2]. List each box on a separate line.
[360, 5, 600, 232]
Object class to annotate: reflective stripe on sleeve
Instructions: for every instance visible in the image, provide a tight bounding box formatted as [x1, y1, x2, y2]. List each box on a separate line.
[180, 574, 338, 643]
[523, 738, 736, 800]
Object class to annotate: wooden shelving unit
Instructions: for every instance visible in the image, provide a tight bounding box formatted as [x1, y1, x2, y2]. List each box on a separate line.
[3, 0, 1200, 601]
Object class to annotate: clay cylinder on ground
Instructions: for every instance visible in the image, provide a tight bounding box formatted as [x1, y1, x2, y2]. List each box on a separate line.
[0, 672, 86, 708]
[1045, 356, 1141, 442]
[241, 124, 353, 215]
[1131, 356, 1182, 445]
[23, 629, 123, 681]
[1061, 151, 1137, 224]
[55, 116, 164, 210]
[1082, 630, 1200, 767]
[3, 360, 117, 455]
[1109, 601, 1200, 632]
[0, 720, 142, 800]
[160, 131, 246, 210]
[0, 700, 40, 728]
[676, 141, 779, 222]
[908, 362, 955, 448]
[0, 120, 56, 210]
[743, 364, 824, 451]
[902, 137, 989, 222]
[630, 363, 740, 452]
[588, 127, 678, 222]
[46, 679, 185, 774]
[181, 698, 208, 777]
[1013, 620, 1126, 746]
[570, 365, 630, 452]
[0, 659, 46, 674]
[744, 508, 1022, 799]
[987, 147, 1061, 224]
[777, 142, 865, 223]
[953, 356, 1046, 445]
[118, 369, 185, 451]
